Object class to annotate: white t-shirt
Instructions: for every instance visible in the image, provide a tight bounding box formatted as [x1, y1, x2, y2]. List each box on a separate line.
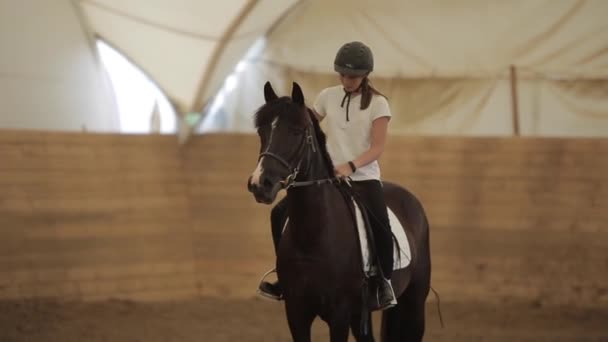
[313, 85, 392, 181]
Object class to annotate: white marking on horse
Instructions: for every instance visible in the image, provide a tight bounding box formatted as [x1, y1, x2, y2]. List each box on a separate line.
[251, 117, 279, 186]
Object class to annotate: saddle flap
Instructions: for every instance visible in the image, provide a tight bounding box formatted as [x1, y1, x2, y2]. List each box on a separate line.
[352, 200, 411, 275]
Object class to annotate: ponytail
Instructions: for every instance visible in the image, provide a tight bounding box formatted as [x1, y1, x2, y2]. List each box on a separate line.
[360, 77, 387, 110]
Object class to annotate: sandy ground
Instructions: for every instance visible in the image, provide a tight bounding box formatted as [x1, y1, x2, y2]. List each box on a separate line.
[1, 297, 607, 342]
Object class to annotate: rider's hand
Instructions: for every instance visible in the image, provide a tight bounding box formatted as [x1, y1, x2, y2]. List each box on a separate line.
[334, 163, 353, 178]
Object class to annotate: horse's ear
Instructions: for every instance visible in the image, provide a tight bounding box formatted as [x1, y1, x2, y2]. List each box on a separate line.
[264, 81, 278, 103]
[291, 82, 304, 106]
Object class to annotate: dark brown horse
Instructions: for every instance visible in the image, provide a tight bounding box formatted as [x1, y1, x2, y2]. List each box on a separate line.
[247, 82, 431, 341]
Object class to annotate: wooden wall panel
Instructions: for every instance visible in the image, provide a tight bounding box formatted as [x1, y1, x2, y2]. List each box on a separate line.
[0, 131, 196, 301]
[0, 130, 606, 306]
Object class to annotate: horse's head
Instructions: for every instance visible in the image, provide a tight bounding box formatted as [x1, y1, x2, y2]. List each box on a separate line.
[247, 81, 327, 204]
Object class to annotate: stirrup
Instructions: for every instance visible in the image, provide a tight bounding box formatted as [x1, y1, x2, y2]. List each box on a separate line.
[258, 268, 277, 283]
[256, 268, 283, 301]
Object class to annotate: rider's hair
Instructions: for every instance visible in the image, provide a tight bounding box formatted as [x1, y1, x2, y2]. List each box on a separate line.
[360, 77, 387, 110]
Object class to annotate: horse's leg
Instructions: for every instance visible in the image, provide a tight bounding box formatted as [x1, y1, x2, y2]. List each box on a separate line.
[285, 299, 316, 342]
[328, 315, 351, 342]
[382, 248, 430, 341]
[349, 312, 374, 342]
[380, 284, 427, 342]
[381, 254, 430, 342]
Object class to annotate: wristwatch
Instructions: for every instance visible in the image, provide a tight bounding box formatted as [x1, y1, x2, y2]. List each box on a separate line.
[348, 161, 357, 173]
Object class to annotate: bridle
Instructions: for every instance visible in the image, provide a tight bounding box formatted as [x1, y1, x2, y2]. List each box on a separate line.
[257, 123, 339, 189]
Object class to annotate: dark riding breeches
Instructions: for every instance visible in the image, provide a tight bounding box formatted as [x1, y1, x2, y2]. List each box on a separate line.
[270, 179, 394, 279]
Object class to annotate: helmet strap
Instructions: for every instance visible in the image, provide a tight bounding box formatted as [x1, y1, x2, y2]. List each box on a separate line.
[340, 77, 367, 122]
[340, 90, 352, 122]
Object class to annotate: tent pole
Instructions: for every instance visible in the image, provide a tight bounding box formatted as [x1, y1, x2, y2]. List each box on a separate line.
[510, 65, 520, 136]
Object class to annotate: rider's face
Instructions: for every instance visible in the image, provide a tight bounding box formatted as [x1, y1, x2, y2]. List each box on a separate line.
[339, 73, 365, 92]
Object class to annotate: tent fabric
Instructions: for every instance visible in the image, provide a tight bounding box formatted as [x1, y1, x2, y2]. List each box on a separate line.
[0, 0, 119, 132]
[209, 0, 608, 137]
[79, 0, 298, 113]
[519, 79, 608, 136]
[262, 0, 608, 79]
[218, 67, 608, 137]
[1, 0, 606, 136]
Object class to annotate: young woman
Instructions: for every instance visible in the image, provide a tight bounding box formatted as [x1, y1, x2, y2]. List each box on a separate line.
[258, 41, 396, 310]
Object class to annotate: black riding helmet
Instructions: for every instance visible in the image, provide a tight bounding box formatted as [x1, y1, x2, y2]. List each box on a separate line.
[334, 41, 374, 76]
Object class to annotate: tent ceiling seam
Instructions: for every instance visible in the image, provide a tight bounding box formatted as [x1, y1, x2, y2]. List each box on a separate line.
[190, 0, 259, 112]
[266, 0, 304, 38]
[181, 0, 303, 144]
[82, 0, 219, 41]
[94, 36, 179, 109]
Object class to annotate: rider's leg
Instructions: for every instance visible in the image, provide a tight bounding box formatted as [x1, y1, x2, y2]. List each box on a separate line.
[258, 196, 288, 300]
[353, 180, 396, 310]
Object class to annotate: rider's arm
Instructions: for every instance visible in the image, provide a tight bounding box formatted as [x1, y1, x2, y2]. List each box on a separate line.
[313, 89, 328, 122]
[351, 116, 389, 169]
[312, 109, 325, 122]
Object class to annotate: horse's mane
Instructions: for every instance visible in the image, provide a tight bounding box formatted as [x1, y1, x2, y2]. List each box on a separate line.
[254, 97, 308, 129]
[307, 108, 335, 177]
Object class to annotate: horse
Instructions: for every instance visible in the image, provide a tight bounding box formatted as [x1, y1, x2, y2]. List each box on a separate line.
[247, 81, 431, 341]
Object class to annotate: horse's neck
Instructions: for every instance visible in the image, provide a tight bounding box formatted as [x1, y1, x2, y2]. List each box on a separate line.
[288, 155, 334, 226]
[285, 147, 345, 250]
[286, 184, 349, 253]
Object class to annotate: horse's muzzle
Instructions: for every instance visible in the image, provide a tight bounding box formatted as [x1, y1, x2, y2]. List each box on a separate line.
[247, 176, 282, 204]
[247, 176, 255, 192]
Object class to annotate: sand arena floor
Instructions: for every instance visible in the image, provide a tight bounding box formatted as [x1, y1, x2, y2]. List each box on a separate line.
[1, 297, 607, 341]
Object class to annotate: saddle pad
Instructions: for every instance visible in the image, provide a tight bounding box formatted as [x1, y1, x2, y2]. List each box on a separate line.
[354, 201, 411, 275]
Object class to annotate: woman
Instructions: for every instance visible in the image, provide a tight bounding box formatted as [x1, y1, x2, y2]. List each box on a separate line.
[258, 41, 396, 310]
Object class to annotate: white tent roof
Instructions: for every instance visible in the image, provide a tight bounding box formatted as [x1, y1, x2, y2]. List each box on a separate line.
[1, 0, 605, 136]
[79, 0, 299, 113]
[206, 0, 608, 137]
[263, 0, 608, 79]
[0, 0, 120, 132]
